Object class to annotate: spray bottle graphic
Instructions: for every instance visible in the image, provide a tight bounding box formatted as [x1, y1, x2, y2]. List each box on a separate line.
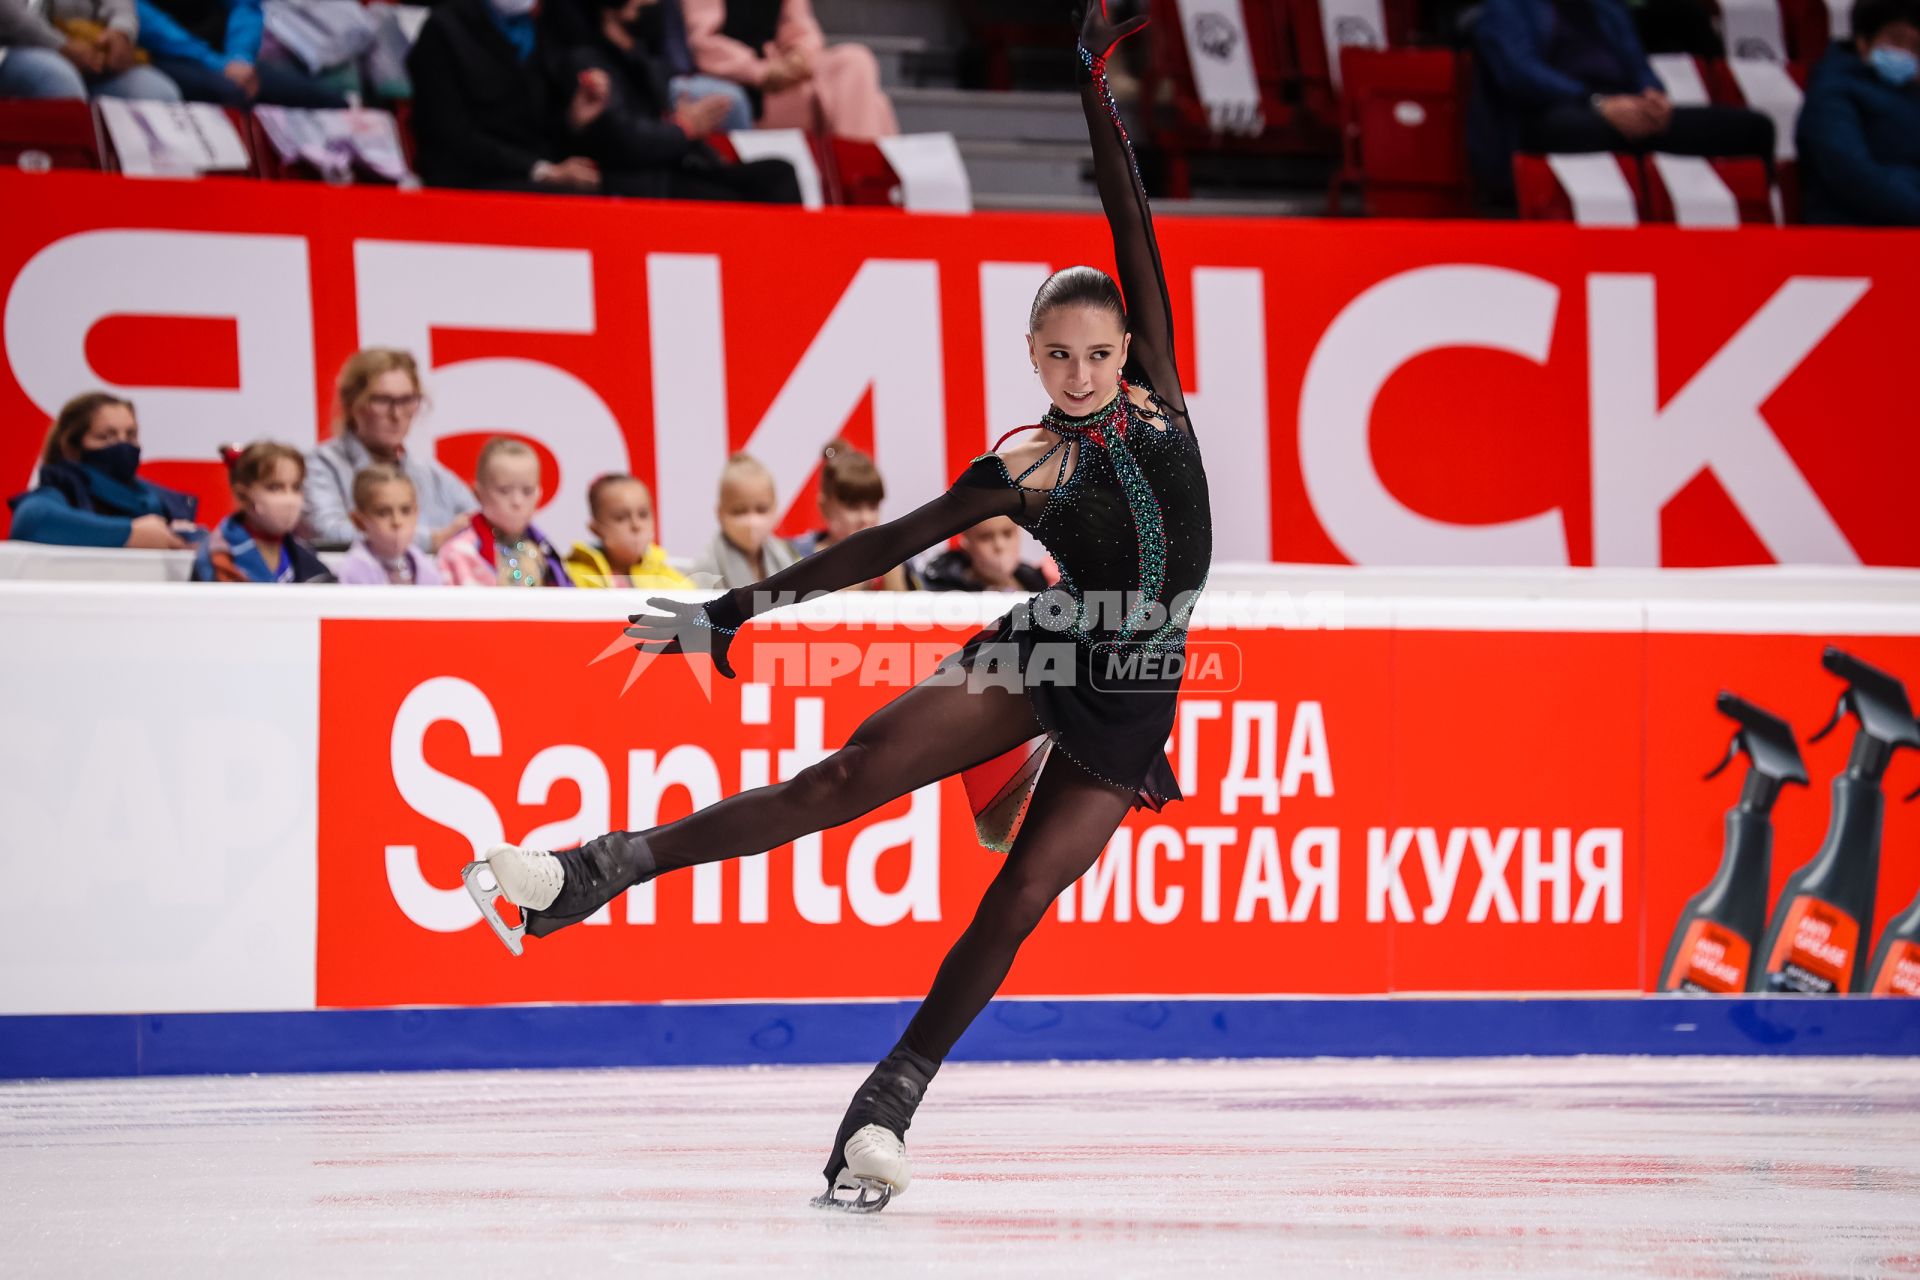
[1753, 647, 1920, 994]
[1866, 727, 1920, 996]
[1661, 693, 1807, 993]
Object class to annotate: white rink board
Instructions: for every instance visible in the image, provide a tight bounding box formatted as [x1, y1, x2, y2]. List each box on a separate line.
[2, 571, 1917, 1017]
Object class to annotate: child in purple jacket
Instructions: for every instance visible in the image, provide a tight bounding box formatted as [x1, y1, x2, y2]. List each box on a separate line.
[336, 464, 444, 585]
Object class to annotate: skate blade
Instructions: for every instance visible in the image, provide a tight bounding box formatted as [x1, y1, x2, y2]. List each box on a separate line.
[809, 1176, 892, 1213]
[461, 860, 525, 956]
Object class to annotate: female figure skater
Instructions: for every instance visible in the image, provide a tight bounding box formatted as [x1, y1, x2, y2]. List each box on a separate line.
[465, 0, 1211, 1212]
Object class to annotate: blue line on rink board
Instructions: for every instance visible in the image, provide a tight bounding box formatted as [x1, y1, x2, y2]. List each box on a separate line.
[2, 998, 1917, 1079]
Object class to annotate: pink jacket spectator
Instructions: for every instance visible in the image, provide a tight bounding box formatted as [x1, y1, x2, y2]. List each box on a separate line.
[436, 513, 574, 587]
[683, 0, 898, 138]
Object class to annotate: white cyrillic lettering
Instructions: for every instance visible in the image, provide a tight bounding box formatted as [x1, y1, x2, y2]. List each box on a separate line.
[1467, 827, 1521, 923]
[1290, 827, 1339, 923]
[1574, 828, 1624, 923]
[1588, 274, 1865, 566]
[1223, 701, 1281, 815]
[1367, 827, 1414, 923]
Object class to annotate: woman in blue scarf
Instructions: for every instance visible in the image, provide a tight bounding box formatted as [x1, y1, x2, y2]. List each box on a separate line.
[8, 393, 201, 550]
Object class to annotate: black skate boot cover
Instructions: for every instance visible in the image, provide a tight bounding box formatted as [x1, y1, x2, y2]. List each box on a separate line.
[523, 831, 655, 938]
[822, 1047, 939, 1186]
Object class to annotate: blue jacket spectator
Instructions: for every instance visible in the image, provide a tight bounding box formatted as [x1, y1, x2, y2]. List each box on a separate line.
[1797, 0, 1920, 226]
[136, 0, 345, 106]
[7, 392, 200, 551]
[1468, 0, 1772, 202]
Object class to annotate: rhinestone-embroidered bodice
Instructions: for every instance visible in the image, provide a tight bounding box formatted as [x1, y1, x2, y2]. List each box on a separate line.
[958, 383, 1211, 654]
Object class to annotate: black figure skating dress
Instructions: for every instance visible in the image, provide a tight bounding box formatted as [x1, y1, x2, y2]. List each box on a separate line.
[701, 33, 1211, 852]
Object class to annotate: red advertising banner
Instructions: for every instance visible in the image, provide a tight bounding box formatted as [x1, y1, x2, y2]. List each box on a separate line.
[3, 171, 1916, 567]
[314, 617, 1920, 1008]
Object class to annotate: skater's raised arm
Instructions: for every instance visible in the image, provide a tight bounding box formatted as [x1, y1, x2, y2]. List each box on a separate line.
[1076, 2, 1191, 434]
[625, 469, 1028, 677]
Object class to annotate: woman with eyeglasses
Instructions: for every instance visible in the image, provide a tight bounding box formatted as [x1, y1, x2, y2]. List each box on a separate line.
[301, 349, 480, 551]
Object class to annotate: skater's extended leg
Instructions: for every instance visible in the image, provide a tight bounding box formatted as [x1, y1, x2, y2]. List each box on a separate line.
[484, 668, 1044, 937]
[637, 672, 1043, 877]
[817, 751, 1134, 1203]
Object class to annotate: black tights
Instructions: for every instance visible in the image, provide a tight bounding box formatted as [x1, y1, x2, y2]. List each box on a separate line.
[628, 667, 1138, 1064]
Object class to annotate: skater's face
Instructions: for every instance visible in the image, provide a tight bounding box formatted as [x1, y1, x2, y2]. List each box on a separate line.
[590, 478, 655, 567]
[348, 369, 423, 457]
[1028, 305, 1130, 418]
[820, 495, 879, 545]
[352, 478, 419, 562]
[718, 475, 777, 553]
[478, 453, 543, 539]
[962, 515, 1022, 585]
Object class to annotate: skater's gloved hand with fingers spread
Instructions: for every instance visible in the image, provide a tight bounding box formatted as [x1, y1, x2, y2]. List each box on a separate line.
[625, 596, 739, 680]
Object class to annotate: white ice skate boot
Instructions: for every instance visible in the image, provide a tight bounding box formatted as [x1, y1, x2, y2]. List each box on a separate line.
[460, 844, 563, 956]
[811, 1047, 937, 1212]
[813, 1124, 911, 1212]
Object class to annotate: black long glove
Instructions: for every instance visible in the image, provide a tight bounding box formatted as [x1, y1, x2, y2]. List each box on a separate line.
[624, 598, 739, 680]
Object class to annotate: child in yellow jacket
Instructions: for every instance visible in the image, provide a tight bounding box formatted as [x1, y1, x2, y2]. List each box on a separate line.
[566, 473, 693, 589]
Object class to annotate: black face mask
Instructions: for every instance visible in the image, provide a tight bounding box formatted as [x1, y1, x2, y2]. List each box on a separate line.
[80, 441, 142, 486]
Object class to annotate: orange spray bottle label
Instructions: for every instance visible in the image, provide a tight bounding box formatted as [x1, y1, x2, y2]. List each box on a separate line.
[1665, 920, 1752, 993]
[1871, 942, 1920, 997]
[1765, 897, 1860, 994]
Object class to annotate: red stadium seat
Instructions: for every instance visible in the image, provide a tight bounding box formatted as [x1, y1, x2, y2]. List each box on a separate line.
[0, 100, 107, 172]
[1143, 0, 1325, 197]
[1328, 47, 1473, 216]
[1644, 155, 1776, 223]
[826, 136, 902, 207]
[1512, 151, 1648, 222]
[1288, 0, 1419, 123]
[1777, 0, 1840, 60]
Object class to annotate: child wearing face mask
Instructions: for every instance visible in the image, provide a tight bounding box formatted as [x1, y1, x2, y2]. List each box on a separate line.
[8, 392, 202, 550]
[566, 473, 693, 589]
[788, 438, 921, 591]
[337, 465, 445, 586]
[193, 443, 333, 583]
[437, 437, 574, 587]
[685, 451, 801, 589]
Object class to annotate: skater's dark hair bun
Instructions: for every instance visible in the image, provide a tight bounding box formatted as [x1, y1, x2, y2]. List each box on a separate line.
[1029, 266, 1127, 333]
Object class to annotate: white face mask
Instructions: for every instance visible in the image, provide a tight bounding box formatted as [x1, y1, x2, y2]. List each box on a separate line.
[249, 492, 304, 538]
[491, 0, 538, 16]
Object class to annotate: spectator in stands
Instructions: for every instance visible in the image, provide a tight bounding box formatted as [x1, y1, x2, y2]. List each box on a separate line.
[566, 472, 693, 588]
[303, 349, 478, 552]
[1797, 0, 1920, 225]
[1467, 0, 1774, 201]
[686, 451, 800, 589]
[788, 438, 919, 591]
[551, 0, 751, 131]
[8, 392, 199, 550]
[542, 0, 799, 199]
[437, 437, 573, 586]
[684, 0, 898, 138]
[406, 0, 799, 201]
[0, 0, 182, 99]
[922, 515, 1049, 593]
[135, 0, 347, 107]
[193, 441, 332, 582]
[336, 464, 444, 585]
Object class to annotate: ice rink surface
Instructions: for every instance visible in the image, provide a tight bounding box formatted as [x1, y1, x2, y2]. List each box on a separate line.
[5, 1056, 1919, 1278]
